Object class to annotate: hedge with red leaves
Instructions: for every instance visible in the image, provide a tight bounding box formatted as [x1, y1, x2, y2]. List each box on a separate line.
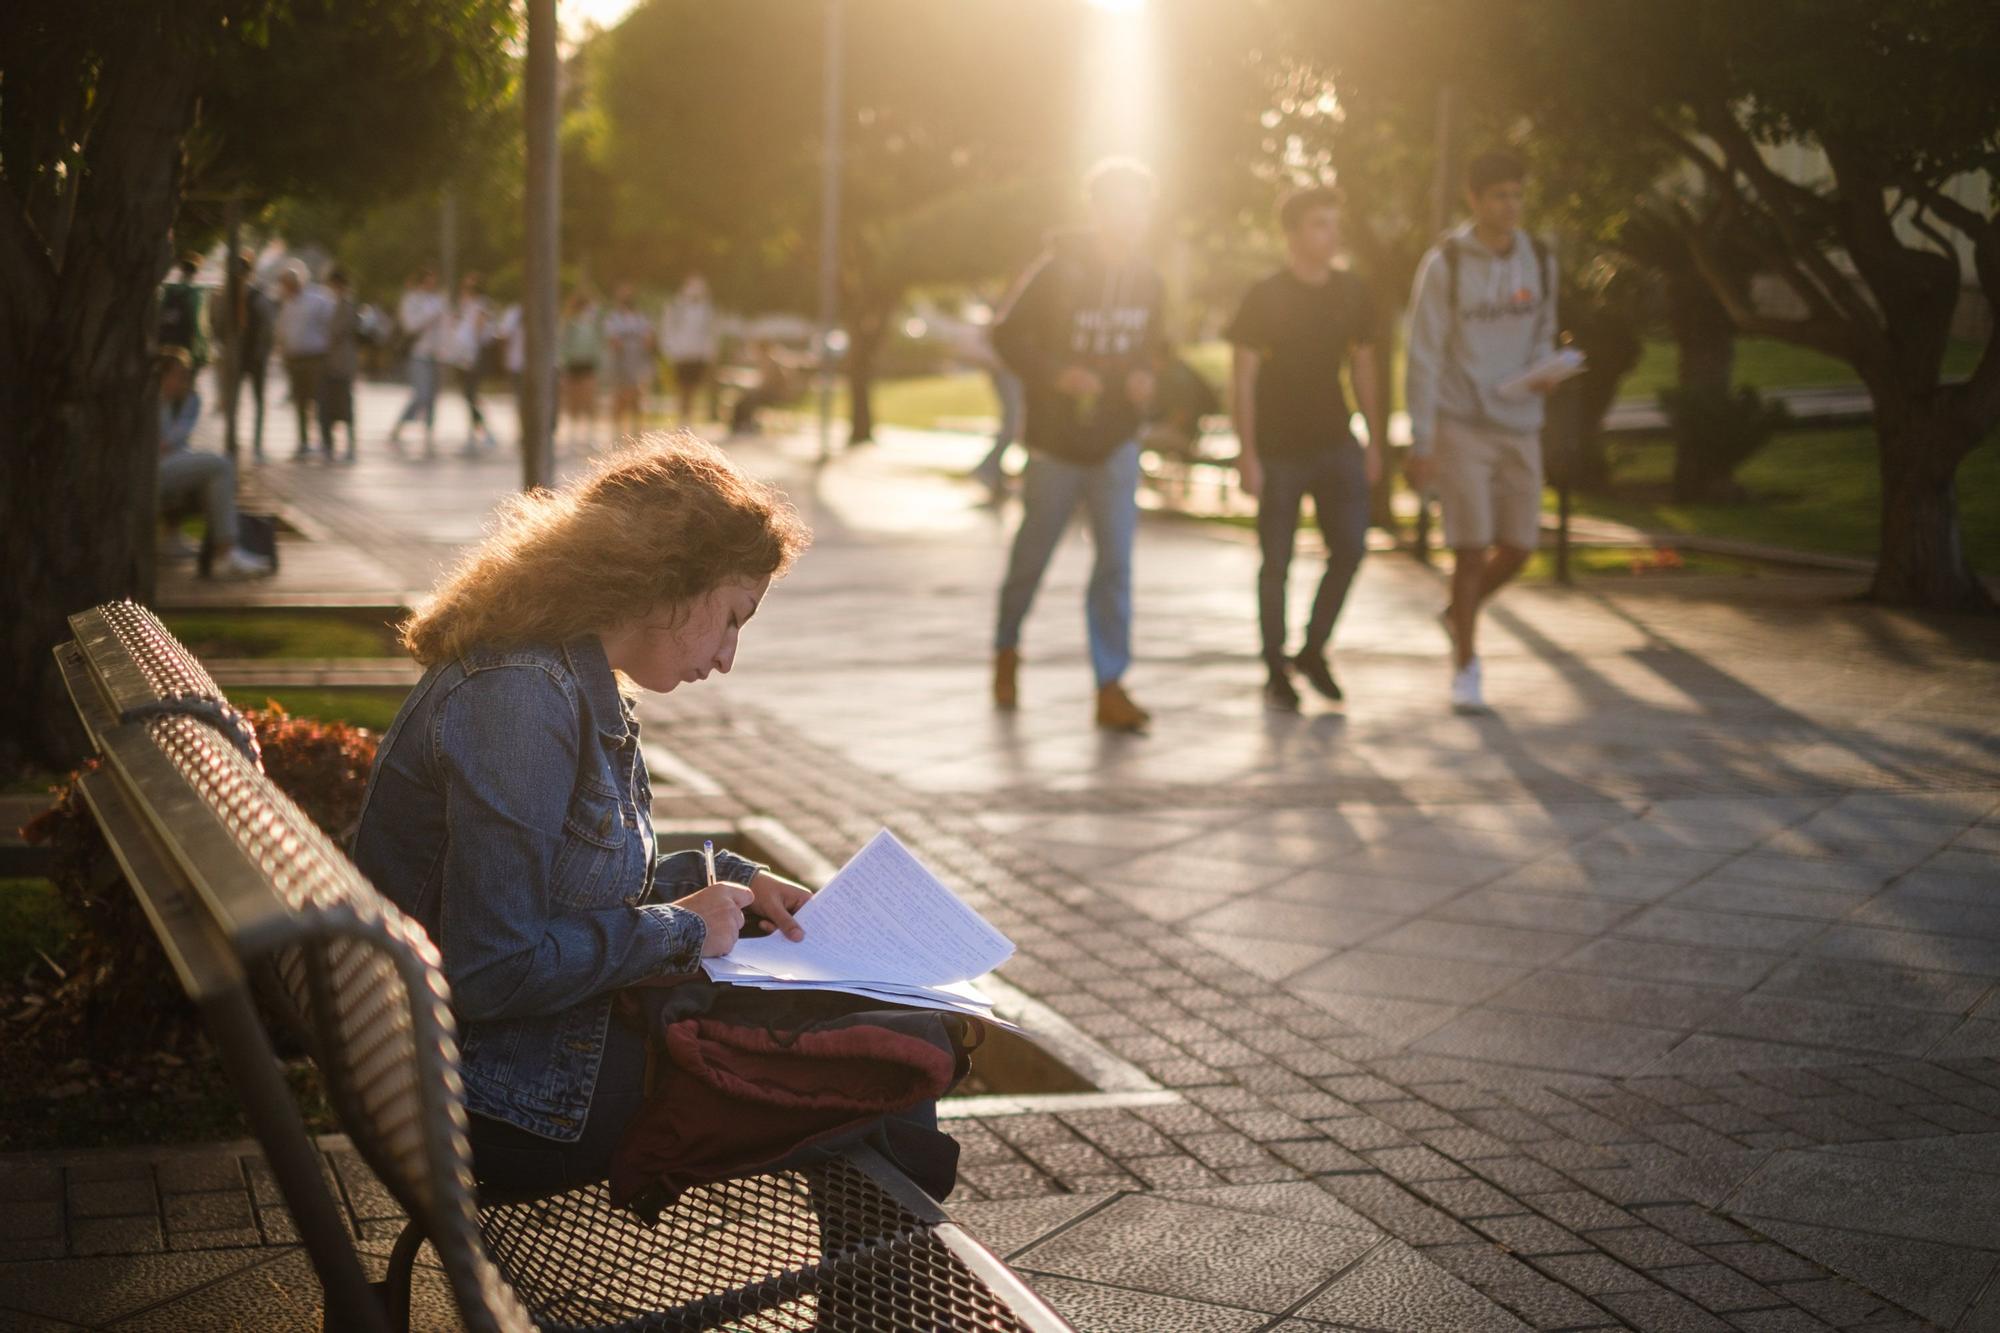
[17, 703, 380, 1061]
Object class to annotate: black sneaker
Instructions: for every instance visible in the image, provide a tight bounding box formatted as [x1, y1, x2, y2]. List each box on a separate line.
[1263, 672, 1301, 712]
[1291, 651, 1344, 702]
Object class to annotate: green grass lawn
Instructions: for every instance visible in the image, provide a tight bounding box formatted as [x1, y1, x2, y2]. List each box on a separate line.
[1559, 426, 2000, 569]
[230, 687, 410, 732]
[854, 335, 1984, 433]
[1620, 336, 1984, 402]
[0, 878, 74, 978]
[162, 612, 401, 659]
[1513, 546, 1765, 582]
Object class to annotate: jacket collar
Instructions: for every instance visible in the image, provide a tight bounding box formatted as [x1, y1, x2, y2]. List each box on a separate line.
[564, 634, 634, 742]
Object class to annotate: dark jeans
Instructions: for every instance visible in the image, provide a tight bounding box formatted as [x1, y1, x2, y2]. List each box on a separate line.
[466, 1008, 945, 1198]
[1257, 445, 1369, 671]
[458, 365, 488, 434]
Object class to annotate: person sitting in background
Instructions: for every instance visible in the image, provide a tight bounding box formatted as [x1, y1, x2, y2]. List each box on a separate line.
[155, 348, 273, 580]
[726, 341, 801, 437]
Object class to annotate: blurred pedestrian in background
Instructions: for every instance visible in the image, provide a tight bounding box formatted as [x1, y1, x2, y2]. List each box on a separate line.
[603, 282, 654, 444]
[444, 272, 499, 455]
[273, 259, 336, 460]
[659, 273, 719, 426]
[559, 290, 604, 453]
[391, 268, 449, 456]
[319, 266, 361, 463]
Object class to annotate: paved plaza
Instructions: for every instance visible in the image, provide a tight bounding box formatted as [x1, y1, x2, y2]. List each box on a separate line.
[5, 383, 2000, 1330]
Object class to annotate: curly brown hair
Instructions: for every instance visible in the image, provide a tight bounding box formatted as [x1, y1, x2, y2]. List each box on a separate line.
[401, 433, 810, 666]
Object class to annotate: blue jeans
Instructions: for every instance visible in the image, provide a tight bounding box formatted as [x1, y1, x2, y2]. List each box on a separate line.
[1257, 445, 1369, 671]
[995, 439, 1139, 686]
[158, 450, 238, 546]
[397, 356, 439, 428]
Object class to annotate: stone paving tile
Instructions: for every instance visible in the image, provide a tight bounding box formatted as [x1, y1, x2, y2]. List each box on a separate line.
[1596, 1284, 1740, 1331]
[1726, 1148, 2000, 1250]
[1532, 1252, 1656, 1295]
[1478, 1274, 1621, 1329]
[1744, 1216, 1998, 1328]
[1415, 1008, 1686, 1078]
[945, 1192, 1121, 1259]
[1013, 1193, 1378, 1314]
[1023, 1275, 1269, 1333]
[0, 1248, 276, 1327]
[1295, 1238, 1532, 1331]
[1588, 1225, 1709, 1269]
[1154, 1181, 1378, 1233]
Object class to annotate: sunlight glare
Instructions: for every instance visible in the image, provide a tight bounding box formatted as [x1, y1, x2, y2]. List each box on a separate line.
[1078, 0, 1160, 169]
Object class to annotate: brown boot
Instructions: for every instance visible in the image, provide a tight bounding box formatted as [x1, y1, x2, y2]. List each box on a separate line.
[993, 649, 1019, 710]
[1095, 681, 1151, 733]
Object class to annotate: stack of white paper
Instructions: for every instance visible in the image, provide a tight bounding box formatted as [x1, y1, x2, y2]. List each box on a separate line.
[1497, 346, 1587, 399]
[701, 828, 1016, 1024]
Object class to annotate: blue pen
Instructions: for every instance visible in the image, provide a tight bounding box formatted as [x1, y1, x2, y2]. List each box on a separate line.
[702, 838, 717, 884]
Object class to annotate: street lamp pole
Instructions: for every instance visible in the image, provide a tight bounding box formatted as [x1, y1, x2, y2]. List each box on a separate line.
[521, 0, 560, 490]
[816, 0, 844, 461]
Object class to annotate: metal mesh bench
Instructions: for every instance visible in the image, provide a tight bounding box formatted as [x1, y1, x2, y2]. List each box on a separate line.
[54, 600, 1070, 1333]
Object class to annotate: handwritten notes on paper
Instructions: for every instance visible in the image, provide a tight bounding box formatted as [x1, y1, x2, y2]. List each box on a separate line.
[705, 829, 1015, 1014]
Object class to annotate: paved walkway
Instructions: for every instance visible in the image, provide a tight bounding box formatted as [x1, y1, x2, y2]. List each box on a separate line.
[8, 379, 2000, 1330]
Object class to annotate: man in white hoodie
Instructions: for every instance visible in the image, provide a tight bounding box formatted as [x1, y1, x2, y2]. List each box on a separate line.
[1404, 149, 1560, 714]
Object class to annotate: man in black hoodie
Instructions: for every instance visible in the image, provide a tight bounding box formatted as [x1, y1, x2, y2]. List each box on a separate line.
[990, 159, 1166, 733]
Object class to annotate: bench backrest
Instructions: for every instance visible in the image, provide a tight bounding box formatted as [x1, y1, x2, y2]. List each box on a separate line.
[57, 601, 531, 1333]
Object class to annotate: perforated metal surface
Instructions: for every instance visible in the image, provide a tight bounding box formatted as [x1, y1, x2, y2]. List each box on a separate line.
[481, 1161, 1038, 1332]
[67, 604, 530, 1333]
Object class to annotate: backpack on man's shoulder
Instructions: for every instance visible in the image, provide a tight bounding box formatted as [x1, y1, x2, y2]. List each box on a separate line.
[1441, 232, 1554, 314]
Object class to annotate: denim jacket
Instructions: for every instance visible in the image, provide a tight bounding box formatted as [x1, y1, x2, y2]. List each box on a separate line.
[352, 635, 759, 1141]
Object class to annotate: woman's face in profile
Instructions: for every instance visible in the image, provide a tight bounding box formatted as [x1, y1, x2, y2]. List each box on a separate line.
[608, 575, 771, 694]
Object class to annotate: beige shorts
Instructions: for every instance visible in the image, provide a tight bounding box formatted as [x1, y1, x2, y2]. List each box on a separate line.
[1435, 418, 1543, 551]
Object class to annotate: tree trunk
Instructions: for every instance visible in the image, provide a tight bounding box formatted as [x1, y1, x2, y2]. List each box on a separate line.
[844, 309, 888, 446]
[1668, 269, 1738, 504]
[0, 36, 200, 770]
[1870, 411, 1992, 612]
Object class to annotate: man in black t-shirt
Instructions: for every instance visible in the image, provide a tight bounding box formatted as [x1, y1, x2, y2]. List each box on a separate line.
[1226, 186, 1387, 711]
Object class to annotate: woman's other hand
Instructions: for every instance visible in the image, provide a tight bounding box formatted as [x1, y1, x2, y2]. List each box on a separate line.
[746, 870, 813, 941]
[674, 881, 754, 956]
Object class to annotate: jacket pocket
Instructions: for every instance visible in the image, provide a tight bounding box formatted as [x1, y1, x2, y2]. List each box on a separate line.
[552, 779, 628, 906]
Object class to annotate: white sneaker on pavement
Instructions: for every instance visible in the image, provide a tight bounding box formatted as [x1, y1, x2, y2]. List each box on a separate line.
[1450, 657, 1491, 715]
[213, 549, 275, 580]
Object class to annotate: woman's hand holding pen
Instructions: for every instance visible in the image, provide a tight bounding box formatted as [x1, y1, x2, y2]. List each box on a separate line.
[675, 881, 754, 956]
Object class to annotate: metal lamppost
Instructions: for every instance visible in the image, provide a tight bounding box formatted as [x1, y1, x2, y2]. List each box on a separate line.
[521, 0, 560, 490]
[816, 0, 844, 461]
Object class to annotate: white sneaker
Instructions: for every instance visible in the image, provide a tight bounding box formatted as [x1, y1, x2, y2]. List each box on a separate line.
[214, 548, 275, 580]
[1450, 657, 1491, 715]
